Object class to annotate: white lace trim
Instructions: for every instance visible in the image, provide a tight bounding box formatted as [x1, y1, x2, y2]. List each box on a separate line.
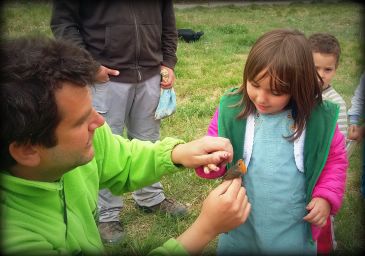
[294, 128, 305, 173]
[243, 114, 255, 167]
[243, 113, 305, 172]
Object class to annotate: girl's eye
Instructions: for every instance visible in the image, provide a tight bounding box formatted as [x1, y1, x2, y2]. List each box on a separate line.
[272, 91, 284, 96]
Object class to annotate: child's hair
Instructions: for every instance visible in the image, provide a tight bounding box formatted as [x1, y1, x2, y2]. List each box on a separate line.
[236, 28, 322, 140]
[308, 32, 341, 68]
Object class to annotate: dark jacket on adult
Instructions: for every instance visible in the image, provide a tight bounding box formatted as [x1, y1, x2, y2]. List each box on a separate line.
[50, 0, 178, 83]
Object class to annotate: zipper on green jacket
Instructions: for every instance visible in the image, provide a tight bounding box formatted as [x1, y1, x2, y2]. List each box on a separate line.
[59, 179, 68, 239]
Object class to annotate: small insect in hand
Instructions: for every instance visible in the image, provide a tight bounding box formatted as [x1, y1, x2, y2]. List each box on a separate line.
[223, 159, 247, 180]
[160, 68, 169, 83]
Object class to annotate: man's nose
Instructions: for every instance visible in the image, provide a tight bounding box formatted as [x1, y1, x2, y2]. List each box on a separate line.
[90, 111, 105, 131]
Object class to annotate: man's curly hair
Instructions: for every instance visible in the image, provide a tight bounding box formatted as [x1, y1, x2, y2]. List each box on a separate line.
[0, 36, 99, 169]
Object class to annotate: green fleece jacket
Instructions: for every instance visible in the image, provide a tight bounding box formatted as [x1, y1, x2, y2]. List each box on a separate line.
[1, 123, 188, 256]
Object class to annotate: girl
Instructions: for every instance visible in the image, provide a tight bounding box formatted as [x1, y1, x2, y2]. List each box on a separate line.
[196, 28, 348, 255]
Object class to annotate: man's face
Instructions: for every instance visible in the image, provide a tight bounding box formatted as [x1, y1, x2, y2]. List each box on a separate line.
[312, 52, 337, 89]
[37, 82, 105, 178]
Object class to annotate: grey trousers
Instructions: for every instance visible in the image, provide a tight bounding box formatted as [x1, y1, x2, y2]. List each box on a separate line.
[92, 74, 165, 222]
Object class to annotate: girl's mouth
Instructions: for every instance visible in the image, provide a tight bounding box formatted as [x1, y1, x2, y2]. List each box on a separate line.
[256, 104, 268, 112]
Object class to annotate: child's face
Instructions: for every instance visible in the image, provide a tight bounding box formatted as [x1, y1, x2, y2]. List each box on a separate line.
[312, 52, 337, 89]
[247, 71, 291, 115]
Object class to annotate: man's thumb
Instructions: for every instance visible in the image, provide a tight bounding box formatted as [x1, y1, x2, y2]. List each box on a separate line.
[108, 69, 119, 76]
[212, 179, 233, 196]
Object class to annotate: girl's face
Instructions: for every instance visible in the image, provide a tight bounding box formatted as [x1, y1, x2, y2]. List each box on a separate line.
[247, 71, 291, 114]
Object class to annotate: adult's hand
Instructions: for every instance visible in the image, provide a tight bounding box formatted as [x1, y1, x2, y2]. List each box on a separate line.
[160, 65, 175, 89]
[95, 65, 119, 83]
[176, 178, 251, 255]
[171, 136, 233, 168]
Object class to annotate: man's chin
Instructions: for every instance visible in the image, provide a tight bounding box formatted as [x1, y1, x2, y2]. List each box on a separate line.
[79, 149, 95, 166]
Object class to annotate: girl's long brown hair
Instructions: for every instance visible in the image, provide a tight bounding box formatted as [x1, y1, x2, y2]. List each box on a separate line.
[235, 28, 322, 140]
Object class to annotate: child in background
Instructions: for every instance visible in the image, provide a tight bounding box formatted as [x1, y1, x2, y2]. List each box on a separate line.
[196, 28, 348, 255]
[308, 32, 348, 255]
[348, 73, 365, 142]
[309, 33, 348, 138]
[348, 73, 365, 198]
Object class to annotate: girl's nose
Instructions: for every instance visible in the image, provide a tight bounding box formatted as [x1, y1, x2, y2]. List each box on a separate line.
[256, 90, 266, 104]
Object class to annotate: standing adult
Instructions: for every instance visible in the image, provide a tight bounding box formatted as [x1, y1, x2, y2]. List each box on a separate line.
[50, 0, 186, 244]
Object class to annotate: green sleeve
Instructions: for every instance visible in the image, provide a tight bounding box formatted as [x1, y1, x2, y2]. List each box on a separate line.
[147, 238, 189, 256]
[92, 123, 185, 194]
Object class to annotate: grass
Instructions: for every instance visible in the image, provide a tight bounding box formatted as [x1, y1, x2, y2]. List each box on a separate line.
[1, 0, 364, 255]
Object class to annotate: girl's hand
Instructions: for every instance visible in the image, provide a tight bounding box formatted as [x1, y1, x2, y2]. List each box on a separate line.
[303, 197, 331, 227]
[203, 163, 220, 174]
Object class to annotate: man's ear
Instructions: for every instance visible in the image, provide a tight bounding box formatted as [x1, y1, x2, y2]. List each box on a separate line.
[9, 142, 41, 167]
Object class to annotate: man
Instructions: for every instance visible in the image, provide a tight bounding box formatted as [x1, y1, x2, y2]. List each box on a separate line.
[50, 0, 184, 243]
[0, 36, 251, 256]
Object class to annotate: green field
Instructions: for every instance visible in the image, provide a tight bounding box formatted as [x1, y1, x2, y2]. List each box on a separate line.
[2, 1, 364, 255]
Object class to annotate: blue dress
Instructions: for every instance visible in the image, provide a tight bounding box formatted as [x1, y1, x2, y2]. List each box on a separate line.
[217, 110, 316, 255]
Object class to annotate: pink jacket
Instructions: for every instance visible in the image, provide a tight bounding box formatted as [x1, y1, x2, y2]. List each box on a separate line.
[196, 108, 348, 240]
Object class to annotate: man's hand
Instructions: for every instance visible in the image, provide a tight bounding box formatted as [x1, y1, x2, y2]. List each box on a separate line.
[95, 65, 119, 83]
[198, 178, 251, 233]
[176, 178, 251, 255]
[171, 136, 233, 168]
[160, 66, 175, 89]
[303, 197, 331, 227]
